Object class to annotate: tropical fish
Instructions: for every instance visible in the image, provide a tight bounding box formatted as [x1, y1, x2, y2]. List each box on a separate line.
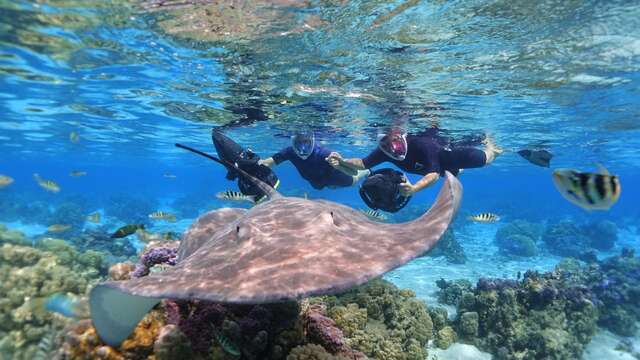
[135, 229, 176, 243]
[212, 326, 240, 356]
[44, 293, 89, 318]
[111, 224, 145, 238]
[0, 175, 14, 188]
[517, 149, 553, 168]
[216, 190, 256, 203]
[47, 224, 72, 232]
[361, 209, 387, 221]
[468, 212, 500, 223]
[86, 212, 101, 223]
[33, 173, 60, 193]
[163, 173, 177, 179]
[552, 165, 621, 211]
[69, 170, 87, 177]
[149, 211, 177, 222]
[69, 131, 80, 143]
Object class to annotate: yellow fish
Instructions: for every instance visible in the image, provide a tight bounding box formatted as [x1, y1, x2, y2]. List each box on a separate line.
[47, 224, 72, 232]
[33, 173, 60, 193]
[0, 175, 14, 188]
[69, 170, 87, 177]
[468, 213, 500, 223]
[135, 229, 177, 243]
[216, 190, 256, 203]
[149, 211, 177, 222]
[552, 165, 621, 211]
[69, 131, 80, 143]
[361, 209, 387, 221]
[86, 212, 101, 223]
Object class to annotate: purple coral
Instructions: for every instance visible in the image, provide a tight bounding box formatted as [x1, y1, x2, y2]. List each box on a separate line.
[164, 300, 227, 354]
[131, 246, 178, 278]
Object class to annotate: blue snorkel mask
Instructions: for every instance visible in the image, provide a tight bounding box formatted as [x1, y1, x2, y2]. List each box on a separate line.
[292, 132, 315, 160]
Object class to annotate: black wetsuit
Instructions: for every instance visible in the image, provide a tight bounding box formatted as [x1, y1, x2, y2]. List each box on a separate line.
[362, 135, 486, 176]
[272, 145, 354, 189]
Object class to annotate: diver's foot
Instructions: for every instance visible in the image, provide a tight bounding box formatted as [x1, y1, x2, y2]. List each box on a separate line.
[483, 134, 503, 164]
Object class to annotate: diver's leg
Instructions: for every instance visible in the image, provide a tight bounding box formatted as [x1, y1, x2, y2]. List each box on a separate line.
[351, 169, 371, 185]
[482, 134, 503, 164]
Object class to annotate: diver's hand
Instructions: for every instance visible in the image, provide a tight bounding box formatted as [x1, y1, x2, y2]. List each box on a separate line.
[399, 181, 415, 197]
[326, 152, 343, 168]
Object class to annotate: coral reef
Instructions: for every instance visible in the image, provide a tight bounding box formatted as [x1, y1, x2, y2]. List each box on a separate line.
[69, 226, 137, 259]
[0, 228, 104, 359]
[321, 278, 433, 360]
[0, 224, 31, 246]
[131, 245, 178, 278]
[542, 220, 590, 256]
[435, 249, 640, 359]
[543, 219, 619, 256]
[425, 228, 466, 264]
[583, 220, 618, 251]
[494, 219, 541, 257]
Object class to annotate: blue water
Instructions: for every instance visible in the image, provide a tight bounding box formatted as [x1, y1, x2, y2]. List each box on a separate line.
[1, 0, 640, 358]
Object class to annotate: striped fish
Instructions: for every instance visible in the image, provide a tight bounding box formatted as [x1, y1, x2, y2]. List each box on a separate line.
[216, 190, 256, 203]
[552, 165, 621, 211]
[468, 212, 500, 223]
[361, 209, 387, 221]
[149, 211, 177, 222]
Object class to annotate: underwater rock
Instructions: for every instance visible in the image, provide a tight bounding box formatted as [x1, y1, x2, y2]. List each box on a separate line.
[542, 220, 591, 257]
[584, 220, 618, 251]
[495, 219, 541, 257]
[425, 228, 467, 264]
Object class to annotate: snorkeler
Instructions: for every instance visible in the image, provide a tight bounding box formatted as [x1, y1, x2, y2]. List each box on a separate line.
[327, 129, 502, 196]
[258, 132, 370, 190]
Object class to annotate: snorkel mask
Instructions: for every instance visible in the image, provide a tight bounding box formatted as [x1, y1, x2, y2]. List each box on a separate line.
[292, 132, 315, 160]
[378, 130, 408, 161]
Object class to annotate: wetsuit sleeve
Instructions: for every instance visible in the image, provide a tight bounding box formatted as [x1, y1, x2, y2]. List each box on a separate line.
[272, 147, 293, 165]
[362, 148, 386, 169]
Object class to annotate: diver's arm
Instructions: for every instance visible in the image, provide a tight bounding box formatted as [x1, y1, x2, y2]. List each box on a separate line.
[326, 152, 363, 176]
[258, 157, 276, 168]
[399, 172, 440, 196]
[413, 172, 440, 192]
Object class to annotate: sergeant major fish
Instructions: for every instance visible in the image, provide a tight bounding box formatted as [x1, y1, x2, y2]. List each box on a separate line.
[69, 170, 87, 177]
[149, 211, 177, 222]
[86, 212, 101, 223]
[361, 209, 387, 221]
[517, 149, 553, 168]
[552, 165, 621, 211]
[216, 190, 256, 203]
[47, 224, 72, 232]
[468, 212, 500, 223]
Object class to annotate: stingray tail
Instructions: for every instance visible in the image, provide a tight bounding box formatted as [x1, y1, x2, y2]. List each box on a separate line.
[89, 284, 160, 346]
[175, 143, 280, 201]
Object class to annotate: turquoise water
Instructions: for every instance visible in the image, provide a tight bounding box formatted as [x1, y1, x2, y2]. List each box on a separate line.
[1, 1, 640, 359]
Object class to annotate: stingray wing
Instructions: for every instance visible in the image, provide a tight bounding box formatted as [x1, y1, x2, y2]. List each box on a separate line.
[90, 172, 462, 346]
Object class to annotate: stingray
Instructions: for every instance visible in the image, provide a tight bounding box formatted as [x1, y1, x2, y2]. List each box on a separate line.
[90, 144, 463, 346]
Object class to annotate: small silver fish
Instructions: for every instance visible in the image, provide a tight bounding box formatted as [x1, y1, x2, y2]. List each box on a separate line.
[216, 190, 256, 203]
[468, 212, 500, 223]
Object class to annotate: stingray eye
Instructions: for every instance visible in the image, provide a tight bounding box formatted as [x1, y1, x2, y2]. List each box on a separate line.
[330, 211, 334, 218]
[236, 225, 240, 234]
